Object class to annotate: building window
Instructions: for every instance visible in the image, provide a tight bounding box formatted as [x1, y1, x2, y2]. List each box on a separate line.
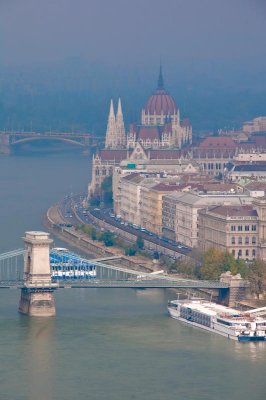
[252, 249, 256, 257]
[238, 249, 242, 257]
[245, 236, 249, 245]
[231, 237, 235, 245]
[231, 226, 236, 232]
[252, 225, 257, 231]
[238, 237, 242, 245]
[246, 249, 249, 257]
[238, 226, 243, 231]
[252, 236, 256, 245]
[95, 168, 100, 176]
[245, 225, 249, 231]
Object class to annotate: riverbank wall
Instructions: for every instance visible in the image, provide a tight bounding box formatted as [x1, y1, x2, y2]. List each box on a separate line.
[44, 204, 155, 273]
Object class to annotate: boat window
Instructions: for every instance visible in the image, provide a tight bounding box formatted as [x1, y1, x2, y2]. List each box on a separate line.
[217, 318, 232, 326]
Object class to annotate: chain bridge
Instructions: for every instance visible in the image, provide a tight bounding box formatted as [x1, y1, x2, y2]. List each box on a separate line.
[0, 246, 228, 290]
[0, 231, 249, 316]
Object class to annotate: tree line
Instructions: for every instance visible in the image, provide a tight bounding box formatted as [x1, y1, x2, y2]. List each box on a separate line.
[168, 247, 266, 299]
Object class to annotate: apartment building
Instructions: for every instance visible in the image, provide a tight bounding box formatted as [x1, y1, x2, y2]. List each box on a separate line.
[198, 205, 259, 260]
[162, 192, 252, 248]
[198, 197, 266, 261]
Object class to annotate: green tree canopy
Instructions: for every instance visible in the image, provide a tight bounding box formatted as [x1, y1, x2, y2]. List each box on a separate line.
[136, 234, 144, 250]
[247, 259, 266, 298]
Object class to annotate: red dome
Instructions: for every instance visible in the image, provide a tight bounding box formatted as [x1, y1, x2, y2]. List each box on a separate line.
[144, 89, 177, 115]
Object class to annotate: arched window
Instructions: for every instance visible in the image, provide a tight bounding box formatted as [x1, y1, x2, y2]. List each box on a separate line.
[238, 237, 242, 245]
[252, 249, 256, 257]
[95, 168, 100, 176]
[231, 237, 235, 245]
[252, 236, 256, 245]
[245, 236, 249, 245]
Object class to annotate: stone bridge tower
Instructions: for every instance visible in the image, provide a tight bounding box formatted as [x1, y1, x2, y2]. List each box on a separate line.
[19, 231, 57, 316]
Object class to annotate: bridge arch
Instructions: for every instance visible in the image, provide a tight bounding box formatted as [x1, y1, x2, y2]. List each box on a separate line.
[11, 136, 85, 147]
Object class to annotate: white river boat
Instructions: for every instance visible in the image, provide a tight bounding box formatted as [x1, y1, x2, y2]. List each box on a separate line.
[168, 298, 266, 341]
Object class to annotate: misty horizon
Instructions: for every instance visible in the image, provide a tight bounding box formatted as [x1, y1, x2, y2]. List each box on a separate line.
[0, 0, 266, 135]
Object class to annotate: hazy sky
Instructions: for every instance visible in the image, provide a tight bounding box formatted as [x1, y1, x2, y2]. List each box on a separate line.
[1, 0, 266, 69]
[0, 0, 266, 132]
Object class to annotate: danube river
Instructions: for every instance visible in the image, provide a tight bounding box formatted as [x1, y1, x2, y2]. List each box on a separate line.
[0, 152, 266, 400]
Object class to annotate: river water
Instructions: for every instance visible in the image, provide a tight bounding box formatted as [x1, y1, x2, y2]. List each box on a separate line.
[0, 152, 266, 400]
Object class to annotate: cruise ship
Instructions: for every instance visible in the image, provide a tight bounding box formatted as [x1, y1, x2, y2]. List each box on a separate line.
[168, 298, 266, 341]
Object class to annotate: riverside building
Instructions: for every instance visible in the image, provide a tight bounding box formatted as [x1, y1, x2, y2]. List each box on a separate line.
[162, 192, 252, 248]
[198, 197, 266, 261]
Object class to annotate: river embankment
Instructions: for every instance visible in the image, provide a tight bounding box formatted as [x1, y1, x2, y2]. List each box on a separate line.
[44, 202, 157, 273]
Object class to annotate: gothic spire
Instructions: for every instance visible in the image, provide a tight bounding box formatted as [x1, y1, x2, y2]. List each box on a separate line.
[109, 98, 115, 118]
[116, 98, 126, 148]
[117, 97, 123, 117]
[105, 99, 116, 148]
[157, 64, 164, 90]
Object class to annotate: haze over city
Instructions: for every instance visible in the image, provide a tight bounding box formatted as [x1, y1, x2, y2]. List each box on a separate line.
[1, 0, 266, 133]
[1, 2, 266, 400]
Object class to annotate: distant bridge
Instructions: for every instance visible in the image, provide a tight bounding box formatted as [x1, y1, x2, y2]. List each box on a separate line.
[0, 131, 102, 154]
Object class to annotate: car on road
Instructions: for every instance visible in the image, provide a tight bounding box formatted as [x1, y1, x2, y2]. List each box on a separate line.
[132, 224, 140, 230]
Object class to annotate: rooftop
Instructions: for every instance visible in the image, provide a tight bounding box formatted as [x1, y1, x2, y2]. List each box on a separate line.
[202, 204, 258, 218]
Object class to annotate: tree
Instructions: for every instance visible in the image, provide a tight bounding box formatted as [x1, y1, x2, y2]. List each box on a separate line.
[173, 259, 197, 278]
[222, 252, 239, 275]
[91, 227, 97, 240]
[99, 231, 114, 246]
[136, 234, 144, 250]
[200, 248, 248, 280]
[125, 245, 136, 256]
[101, 176, 113, 206]
[247, 259, 266, 299]
[89, 195, 100, 207]
[200, 247, 227, 280]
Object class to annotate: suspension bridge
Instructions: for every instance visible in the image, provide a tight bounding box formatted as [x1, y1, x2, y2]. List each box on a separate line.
[0, 231, 249, 316]
[0, 246, 228, 290]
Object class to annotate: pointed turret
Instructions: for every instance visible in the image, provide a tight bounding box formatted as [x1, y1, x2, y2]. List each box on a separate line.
[157, 64, 164, 91]
[109, 99, 115, 118]
[117, 97, 123, 116]
[115, 98, 126, 148]
[105, 99, 117, 148]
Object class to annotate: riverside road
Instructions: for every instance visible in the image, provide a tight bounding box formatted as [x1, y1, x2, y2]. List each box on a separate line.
[60, 195, 192, 259]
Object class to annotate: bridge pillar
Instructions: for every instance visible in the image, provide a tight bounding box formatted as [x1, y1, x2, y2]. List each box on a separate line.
[19, 231, 57, 317]
[0, 133, 11, 154]
[218, 271, 250, 307]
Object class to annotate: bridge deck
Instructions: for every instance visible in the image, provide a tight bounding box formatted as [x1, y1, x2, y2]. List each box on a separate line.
[0, 279, 229, 289]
